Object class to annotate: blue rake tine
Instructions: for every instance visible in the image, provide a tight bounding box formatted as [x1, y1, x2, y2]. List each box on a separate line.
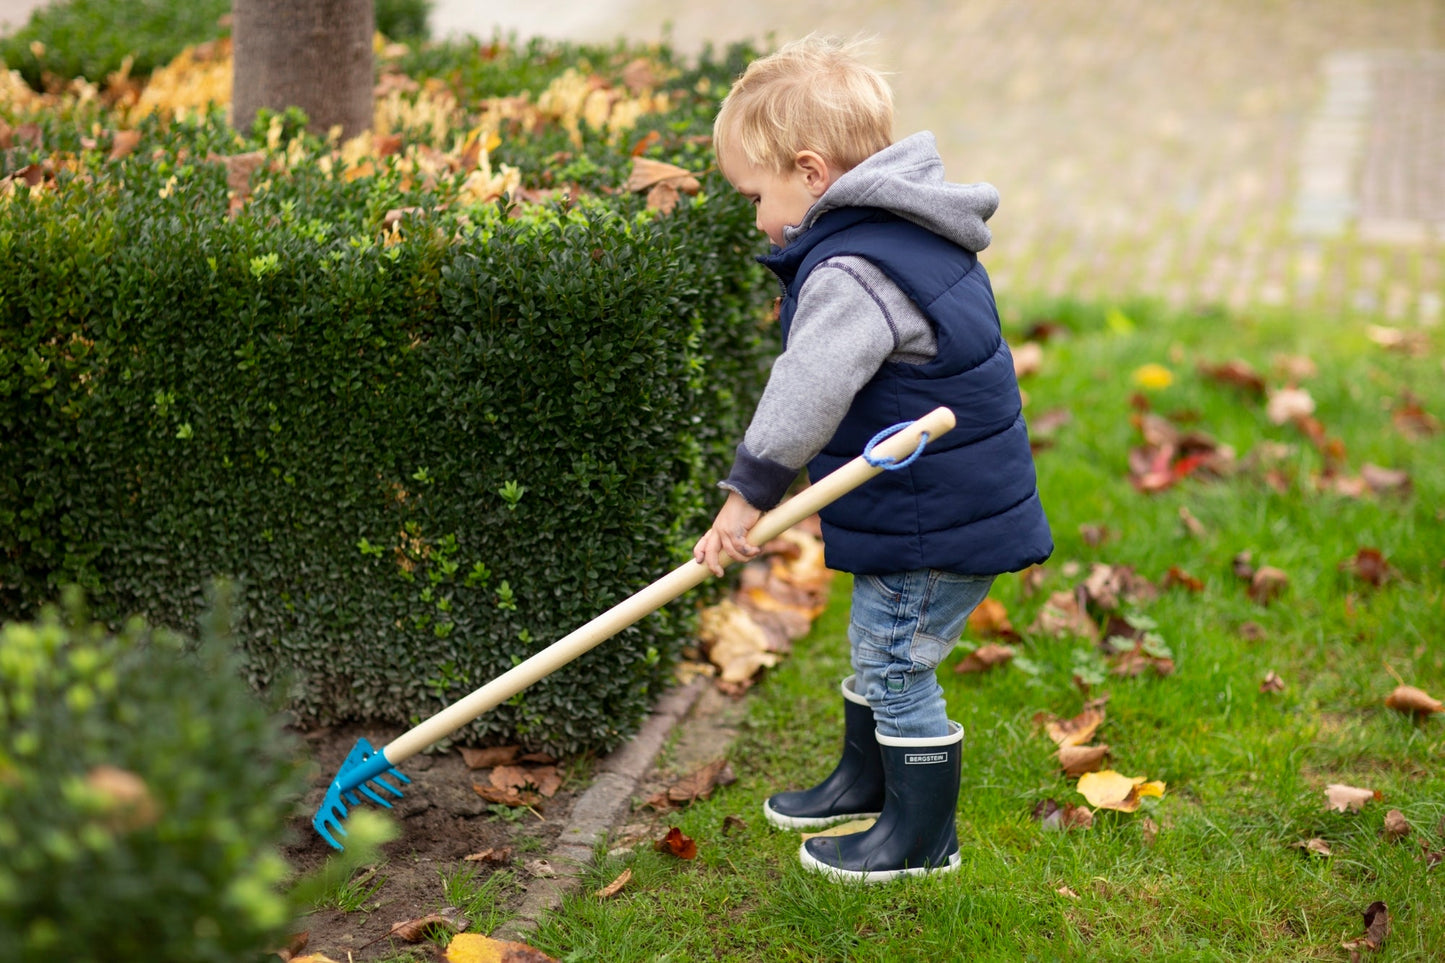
[311, 737, 412, 850]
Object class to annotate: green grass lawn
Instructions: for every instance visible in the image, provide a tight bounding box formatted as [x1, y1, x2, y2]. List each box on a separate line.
[527, 298, 1445, 962]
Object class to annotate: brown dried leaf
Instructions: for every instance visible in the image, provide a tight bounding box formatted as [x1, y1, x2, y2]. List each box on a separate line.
[491, 764, 562, 798]
[1031, 798, 1094, 832]
[594, 867, 632, 899]
[1248, 566, 1289, 605]
[1384, 684, 1443, 716]
[1260, 671, 1285, 693]
[954, 642, 1016, 674]
[1198, 358, 1266, 396]
[1382, 809, 1410, 842]
[655, 826, 698, 859]
[1039, 706, 1106, 748]
[463, 846, 513, 863]
[649, 758, 734, 810]
[1360, 463, 1412, 496]
[626, 157, 701, 194]
[1057, 743, 1110, 776]
[1291, 837, 1333, 857]
[1341, 548, 1393, 587]
[387, 907, 469, 943]
[473, 784, 540, 808]
[1341, 900, 1389, 953]
[966, 597, 1017, 640]
[1029, 590, 1099, 641]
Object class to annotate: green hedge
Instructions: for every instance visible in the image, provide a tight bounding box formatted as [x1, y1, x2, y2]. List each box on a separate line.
[1, 42, 774, 754]
[0, 586, 305, 963]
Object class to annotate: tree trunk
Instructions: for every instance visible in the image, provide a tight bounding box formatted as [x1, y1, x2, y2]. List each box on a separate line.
[232, 0, 374, 141]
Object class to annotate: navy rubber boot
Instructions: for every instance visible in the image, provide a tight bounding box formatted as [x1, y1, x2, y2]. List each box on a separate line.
[798, 722, 963, 883]
[763, 677, 885, 830]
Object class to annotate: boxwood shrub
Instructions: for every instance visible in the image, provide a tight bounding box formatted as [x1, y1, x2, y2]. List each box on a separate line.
[0, 586, 305, 963]
[1, 38, 774, 754]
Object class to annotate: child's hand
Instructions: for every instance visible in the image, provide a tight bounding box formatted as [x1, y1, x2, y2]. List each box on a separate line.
[693, 490, 763, 577]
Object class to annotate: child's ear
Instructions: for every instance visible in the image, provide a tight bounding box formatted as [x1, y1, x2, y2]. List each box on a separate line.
[794, 151, 833, 196]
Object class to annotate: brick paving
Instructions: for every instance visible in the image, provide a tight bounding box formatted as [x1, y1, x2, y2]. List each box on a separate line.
[443, 0, 1445, 326]
[5, 0, 1442, 321]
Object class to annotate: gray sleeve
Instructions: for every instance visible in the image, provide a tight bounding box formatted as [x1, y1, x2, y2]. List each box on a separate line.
[719, 256, 937, 509]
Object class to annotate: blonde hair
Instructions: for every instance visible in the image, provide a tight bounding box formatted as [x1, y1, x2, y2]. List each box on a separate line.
[714, 34, 894, 176]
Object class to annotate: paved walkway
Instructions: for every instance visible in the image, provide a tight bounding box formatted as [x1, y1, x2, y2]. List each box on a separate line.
[4, 0, 1441, 320]
[440, 0, 1445, 326]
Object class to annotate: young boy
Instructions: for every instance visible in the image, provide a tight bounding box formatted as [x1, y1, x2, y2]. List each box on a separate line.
[693, 35, 1053, 883]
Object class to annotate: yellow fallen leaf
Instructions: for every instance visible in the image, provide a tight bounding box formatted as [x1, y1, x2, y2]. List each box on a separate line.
[1132, 363, 1174, 390]
[800, 817, 876, 841]
[594, 867, 632, 899]
[1077, 769, 1165, 812]
[445, 932, 559, 963]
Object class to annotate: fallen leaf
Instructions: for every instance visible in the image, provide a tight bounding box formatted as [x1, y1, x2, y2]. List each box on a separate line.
[1382, 809, 1410, 842]
[1391, 393, 1440, 438]
[1056, 884, 1080, 898]
[1031, 798, 1094, 831]
[1266, 386, 1315, 425]
[1077, 770, 1165, 812]
[721, 814, 747, 835]
[1384, 684, 1443, 716]
[966, 597, 1017, 639]
[290, 956, 343, 963]
[645, 758, 735, 809]
[1291, 837, 1333, 857]
[1199, 358, 1266, 396]
[1038, 706, 1106, 747]
[1248, 566, 1289, 605]
[445, 932, 559, 963]
[1029, 590, 1100, 641]
[1341, 548, 1393, 587]
[463, 846, 513, 864]
[595, 867, 632, 898]
[1161, 566, 1204, 592]
[1260, 671, 1285, 693]
[1132, 363, 1174, 390]
[1057, 743, 1110, 776]
[273, 931, 310, 962]
[1360, 463, 1412, 496]
[1141, 816, 1159, 846]
[1013, 341, 1044, 378]
[954, 642, 1016, 674]
[800, 817, 876, 841]
[1341, 900, 1389, 954]
[387, 907, 469, 943]
[655, 826, 698, 859]
[626, 156, 701, 194]
[1325, 783, 1380, 813]
[491, 764, 562, 798]
[524, 858, 558, 879]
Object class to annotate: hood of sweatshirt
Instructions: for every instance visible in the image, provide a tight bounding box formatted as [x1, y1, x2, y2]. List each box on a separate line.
[783, 131, 999, 253]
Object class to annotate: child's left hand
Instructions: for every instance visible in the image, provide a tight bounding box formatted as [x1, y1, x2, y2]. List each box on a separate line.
[693, 490, 762, 577]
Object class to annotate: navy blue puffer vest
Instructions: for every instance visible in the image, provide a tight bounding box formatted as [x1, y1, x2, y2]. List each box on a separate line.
[759, 208, 1052, 576]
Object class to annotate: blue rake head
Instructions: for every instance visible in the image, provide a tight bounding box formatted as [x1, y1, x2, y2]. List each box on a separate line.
[312, 737, 412, 850]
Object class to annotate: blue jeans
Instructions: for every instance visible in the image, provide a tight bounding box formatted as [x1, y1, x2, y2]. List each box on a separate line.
[849, 570, 996, 740]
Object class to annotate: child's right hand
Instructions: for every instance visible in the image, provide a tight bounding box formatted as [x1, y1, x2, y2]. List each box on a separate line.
[693, 490, 763, 577]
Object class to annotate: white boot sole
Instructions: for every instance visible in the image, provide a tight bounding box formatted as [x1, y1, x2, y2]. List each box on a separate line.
[797, 844, 961, 883]
[762, 800, 881, 831]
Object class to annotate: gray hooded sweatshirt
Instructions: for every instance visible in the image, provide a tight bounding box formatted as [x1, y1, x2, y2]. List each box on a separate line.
[723, 131, 1001, 503]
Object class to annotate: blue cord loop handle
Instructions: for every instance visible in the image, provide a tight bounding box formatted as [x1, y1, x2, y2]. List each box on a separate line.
[863, 420, 930, 470]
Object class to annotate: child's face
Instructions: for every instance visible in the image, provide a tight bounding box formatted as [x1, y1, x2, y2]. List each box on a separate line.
[719, 141, 828, 248]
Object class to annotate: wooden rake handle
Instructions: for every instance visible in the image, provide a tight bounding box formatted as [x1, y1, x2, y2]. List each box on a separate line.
[380, 406, 957, 763]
